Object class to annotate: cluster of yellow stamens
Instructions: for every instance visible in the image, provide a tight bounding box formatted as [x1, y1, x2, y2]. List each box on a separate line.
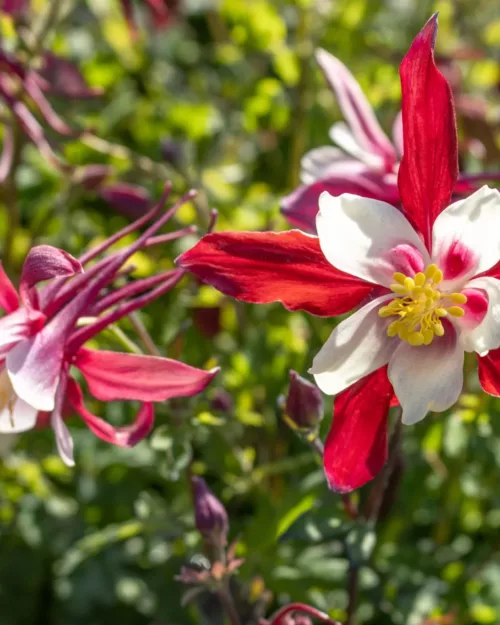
[378, 264, 467, 347]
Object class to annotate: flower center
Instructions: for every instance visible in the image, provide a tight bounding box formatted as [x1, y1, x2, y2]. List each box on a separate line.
[378, 264, 467, 347]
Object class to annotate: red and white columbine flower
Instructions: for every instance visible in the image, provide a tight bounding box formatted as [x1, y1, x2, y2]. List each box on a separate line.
[0, 185, 218, 465]
[281, 33, 498, 234]
[177, 16, 500, 492]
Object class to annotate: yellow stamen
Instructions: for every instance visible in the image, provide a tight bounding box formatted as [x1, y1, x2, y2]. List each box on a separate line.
[378, 265, 467, 347]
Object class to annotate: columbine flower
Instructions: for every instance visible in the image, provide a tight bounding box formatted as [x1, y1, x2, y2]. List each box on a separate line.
[177, 16, 500, 492]
[0, 185, 217, 465]
[281, 37, 498, 233]
[0, 48, 100, 179]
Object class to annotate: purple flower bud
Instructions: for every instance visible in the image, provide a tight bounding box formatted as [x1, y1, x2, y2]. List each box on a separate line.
[160, 137, 184, 168]
[210, 388, 233, 413]
[73, 165, 113, 191]
[191, 476, 229, 545]
[100, 183, 151, 219]
[283, 371, 323, 433]
[39, 54, 103, 99]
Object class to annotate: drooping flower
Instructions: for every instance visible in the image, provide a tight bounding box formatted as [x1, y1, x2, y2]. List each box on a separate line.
[0, 185, 217, 464]
[177, 15, 500, 492]
[0, 48, 101, 179]
[281, 39, 499, 233]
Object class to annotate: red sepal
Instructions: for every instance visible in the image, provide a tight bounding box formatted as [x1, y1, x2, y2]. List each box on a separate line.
[398, 14, 458, 249]
[177, 230, 374, 317]
[478, 349, 500, 396]
[323, 367, 393, 493]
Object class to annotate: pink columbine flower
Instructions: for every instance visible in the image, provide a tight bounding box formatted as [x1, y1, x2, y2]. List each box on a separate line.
[0, 185, 218, 465]
[0, 49, 101, 180]
[281, 36, 498, 233]
[177, 16, 500, 493]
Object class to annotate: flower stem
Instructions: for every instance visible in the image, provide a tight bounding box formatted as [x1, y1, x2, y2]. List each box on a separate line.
[216, 584, 241, 625]
[363, 408, 403, 523]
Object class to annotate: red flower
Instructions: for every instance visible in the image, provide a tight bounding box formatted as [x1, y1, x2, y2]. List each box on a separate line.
[177, 15, 500, 492]
[0, 185, 217, 464]
[281, 41, 499, 233]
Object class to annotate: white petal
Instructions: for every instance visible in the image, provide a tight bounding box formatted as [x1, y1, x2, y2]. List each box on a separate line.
[300, 146, 367, 184]
[52, 410, 74, 467]
[459, 276, 500, 356]
[317, 192, 429, 286]
[329, 122, 384, 170]
[432, 186, 500, 284]
[388, 336, 464, 425]
[0, 397, 38, 433]
[0, 367, 37, 433]
[309, 295, 396, 395]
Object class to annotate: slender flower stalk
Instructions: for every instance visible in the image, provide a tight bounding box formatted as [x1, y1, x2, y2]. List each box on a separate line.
[0, 184, 218, 464]
[177, 15, 500, 493]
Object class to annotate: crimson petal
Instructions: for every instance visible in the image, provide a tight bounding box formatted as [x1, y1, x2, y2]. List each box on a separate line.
[177, 230, 373, 317]
[73, 348, 219, 402]
[0, 262, 19, 312]
[478, 350, 500, 396]
[398, 14, 458, 249]
[67, 378, 154, 447]
[323, 367, 393, 493]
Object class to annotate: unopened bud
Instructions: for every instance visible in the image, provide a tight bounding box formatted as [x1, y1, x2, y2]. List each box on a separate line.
[210, 388, 233, 413]
[100, 183, 151, 219]
[282, 371, 323, 434]
[160, 137, 184, 168]
[191, 476, 229, 545]
[73, 165, 113, 190]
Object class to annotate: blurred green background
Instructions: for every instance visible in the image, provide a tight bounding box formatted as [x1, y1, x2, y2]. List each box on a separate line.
[1, 0, 500, 624]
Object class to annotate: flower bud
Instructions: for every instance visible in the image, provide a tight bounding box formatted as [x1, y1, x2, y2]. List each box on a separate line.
[160, 137, 184, 168]
[191, 476, 229, 546]
[210, 388, 233, 413]
[282, 371, 323, 434]
[72, 165, 113, 191]
[100, 183, 151, 219]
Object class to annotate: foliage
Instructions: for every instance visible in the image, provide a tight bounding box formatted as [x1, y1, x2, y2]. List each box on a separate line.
[1, 0, 500, 624]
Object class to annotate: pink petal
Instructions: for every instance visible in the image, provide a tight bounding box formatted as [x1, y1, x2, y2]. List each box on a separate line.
[392, 111, 404, 158]
[177, 230, 374, 317]
[281, 172, 400, 234]
[323, 367, 393, 493]
[20, 245, 82, 307]
[6, 315, 66, 412]
[67, 378, 154, 447]
[0, 307, 44, 359]
[51, 372, 74, 466]
[398, 14, 458, 249]
[315, 48, 396, 163]
[0, 262, 19, 312]
[73, 348, 219, 402]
